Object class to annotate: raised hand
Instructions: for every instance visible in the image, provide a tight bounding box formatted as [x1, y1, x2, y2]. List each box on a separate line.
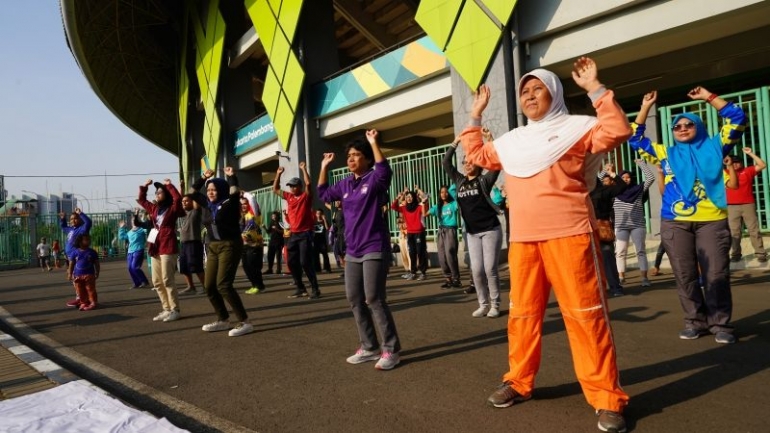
[276, 166, 285, 175]
[144, 179, 153, 187]
[299, 161, 307, 171]
[118, 221, 126, 228]
[571, 57, 601, 93]
[74, 208, 82, 214]
[203, 169, 215, 179]
[163, 178, 172, 186]
[742, 147, 753, 155]
[723, 156, 732, 166]
[365, 129, 379, 145]
[321, 153, 335, 168]
[641, 91, 657, 107]
[224, 166, 234, 177]
[686, 86, 712, 101]
[471, 84, 490, 118]
[58, 211, 65, 219]
[604, 163, 615, 173]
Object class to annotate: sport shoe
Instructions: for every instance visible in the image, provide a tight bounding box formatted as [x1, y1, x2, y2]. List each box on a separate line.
[440, 281, 452, 289]
[374, 351, 400, 370]
[640, 278, 651, 287]
[202, 320, 231, 332]
[451, 280, 463, 288]
[80, 303, 97, 311]
[406, 273, 416, 281]
[401, 273, 411, 279]
[472, 306, 490, 318]
[679, 328, 705, 340]
[153, 311, 170, 322]
[66, 298, 82, 308]
[730, 255, 742, 263]
[487, 382, 531, 408]
[346, 347, 381, 364]
[288, 291, 308, 298]
[416, 274, 426, 281]
[609, 290, 625, 297]
[714, 331, 736, 344]
[597, 409, 627, 432]
[758, 255, 768, 263]
[245, 287, 260, 295]
[179, 286, 196, 294]
[464, 285, 476, 294]
[163, 310, 181, 322]
[308, 291, 321, 299]
[228, 322, 254, 337]
[487, 307, 500, 318]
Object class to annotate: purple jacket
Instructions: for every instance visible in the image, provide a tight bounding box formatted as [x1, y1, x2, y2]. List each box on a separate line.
[318, 161, 392, 258]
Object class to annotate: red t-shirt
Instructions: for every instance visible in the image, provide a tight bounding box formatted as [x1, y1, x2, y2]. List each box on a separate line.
[391, 200, 426, 233]
[726, 166, 757, 205]
[283, 191, 314, 233]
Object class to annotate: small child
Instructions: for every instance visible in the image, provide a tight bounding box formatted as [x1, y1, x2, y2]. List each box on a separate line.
[67, 234, 100, 311]
[36, 237, 52, 272]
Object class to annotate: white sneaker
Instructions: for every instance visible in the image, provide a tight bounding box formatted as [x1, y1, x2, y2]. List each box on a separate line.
[153, 311, 170, 322]
[472, 306, 490, 318]
[228, 322, 254, 337]
[487, 307, 500, 318]
[163, 310, 181, 322]
[202, 320, 231, 332]
[374, 351, 400, 370]
[346, 347, 381, 364]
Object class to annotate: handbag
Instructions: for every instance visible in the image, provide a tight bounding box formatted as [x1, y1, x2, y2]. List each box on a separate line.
[596, 219, 615, 243]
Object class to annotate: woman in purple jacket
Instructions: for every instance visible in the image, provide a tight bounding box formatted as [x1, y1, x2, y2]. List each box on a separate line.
[318, 129, 402, 371]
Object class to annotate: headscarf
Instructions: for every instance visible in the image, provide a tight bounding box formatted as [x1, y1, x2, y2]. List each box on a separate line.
[615, 170, 645, 203]
[404, 191, 419, 213]
[666, 113, 726, 209]
[152, 182, 171, 213]
[205, 178, 230, 219]
[492, 69, 599, 180]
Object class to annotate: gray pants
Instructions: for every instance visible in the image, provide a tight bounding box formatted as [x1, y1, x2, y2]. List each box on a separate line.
[345, 258, 401, 353]
[466, 226, 502, 308]
[727, 203, 766, 259]
[436, 227, 460, 281]
[660, 219, 733, 334]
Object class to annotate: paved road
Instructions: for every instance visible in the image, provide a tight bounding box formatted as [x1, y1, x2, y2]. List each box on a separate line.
[1, 261, 769, 432]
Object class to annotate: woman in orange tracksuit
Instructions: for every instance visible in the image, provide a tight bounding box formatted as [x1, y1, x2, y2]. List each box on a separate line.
[461, 57, 631, 433]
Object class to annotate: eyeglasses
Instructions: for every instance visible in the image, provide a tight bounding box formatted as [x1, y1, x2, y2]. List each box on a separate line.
[672, 122, 696, 132]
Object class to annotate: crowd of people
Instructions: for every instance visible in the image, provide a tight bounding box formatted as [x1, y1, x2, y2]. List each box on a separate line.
[47, 54, 770, 432]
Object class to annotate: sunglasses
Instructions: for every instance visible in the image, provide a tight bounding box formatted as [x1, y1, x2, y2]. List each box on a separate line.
[672, 122, 696, 132]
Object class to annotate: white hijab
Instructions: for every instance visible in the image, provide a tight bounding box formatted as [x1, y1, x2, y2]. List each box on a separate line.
[492, 69, 601, 184]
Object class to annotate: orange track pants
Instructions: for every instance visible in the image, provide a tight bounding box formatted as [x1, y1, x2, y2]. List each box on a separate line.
[503, 232, 629, 412]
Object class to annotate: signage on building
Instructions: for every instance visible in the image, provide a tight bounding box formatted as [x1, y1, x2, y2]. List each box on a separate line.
[233, 115, 277, 156]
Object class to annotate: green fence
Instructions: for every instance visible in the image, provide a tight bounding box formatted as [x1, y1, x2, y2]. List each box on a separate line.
[1, 211, 132, 268]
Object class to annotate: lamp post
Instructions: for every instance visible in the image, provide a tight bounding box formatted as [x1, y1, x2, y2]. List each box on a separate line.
[72, 193, 91, 213]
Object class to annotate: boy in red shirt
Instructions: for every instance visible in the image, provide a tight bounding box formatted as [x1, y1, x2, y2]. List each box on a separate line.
[273, 162, 321, 298]
[726, 148, 767, 262]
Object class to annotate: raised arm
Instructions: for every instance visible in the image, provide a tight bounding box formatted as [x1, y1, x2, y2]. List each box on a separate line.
[443, 141, 464, 184]
[744, 147, 766, 172]
[637, 160, 656, 190]
[137, 179, 155, 213]
[272, 166, 285, 197]
[364, 129, 393, 193]
[634, 91, 657, 126]
[163, 179, 184, 217]
[688, 86, 746, 153]
[724, 156, 738, 189]
[317, 153, 342, 203]
[224, 167, 241, 200]
[460, 85, 503, 171]
[299, 162, 312, 195]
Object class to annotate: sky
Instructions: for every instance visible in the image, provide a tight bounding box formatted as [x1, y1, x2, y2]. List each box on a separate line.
[0, 1, 179, 213]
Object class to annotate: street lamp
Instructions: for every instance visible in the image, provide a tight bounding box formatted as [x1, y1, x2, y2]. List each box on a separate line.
[72, 194, 91, 213]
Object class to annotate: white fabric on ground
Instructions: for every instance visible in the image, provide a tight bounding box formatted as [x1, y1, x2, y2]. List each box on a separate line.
[0, 380, 187, 433]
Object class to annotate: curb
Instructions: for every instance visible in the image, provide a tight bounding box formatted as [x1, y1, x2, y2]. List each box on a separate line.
[0, 306, 257, 433]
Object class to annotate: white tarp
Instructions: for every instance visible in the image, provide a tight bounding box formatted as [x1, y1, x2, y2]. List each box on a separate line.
[0, 380, 188, 433]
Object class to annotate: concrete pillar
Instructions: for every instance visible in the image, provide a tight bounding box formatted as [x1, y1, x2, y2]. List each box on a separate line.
[644, 102, 662, 238]
[222, 66, 265, 189]
[296, 0, 341, 196]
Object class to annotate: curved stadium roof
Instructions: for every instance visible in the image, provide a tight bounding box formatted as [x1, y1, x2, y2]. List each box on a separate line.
[60, 0, 182, 155]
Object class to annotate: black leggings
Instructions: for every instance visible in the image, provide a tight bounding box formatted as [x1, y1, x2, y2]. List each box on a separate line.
[406, 231, 428, 275]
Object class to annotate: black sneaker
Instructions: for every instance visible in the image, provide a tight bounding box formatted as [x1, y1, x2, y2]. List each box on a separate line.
[679, 328, 706, 340]
[288, 291, 308, 298]
[596, 409, 627, 432]
[464, 285, 476, 294]
[714, 331, 736, 344]
[730, 255, 742, 263]
[757, 255, 768, 263]
[309, 291, 321, 299]
[486, 382, 531, 408]
[440, 281, 452, 289]
[451, 280, 463, 288]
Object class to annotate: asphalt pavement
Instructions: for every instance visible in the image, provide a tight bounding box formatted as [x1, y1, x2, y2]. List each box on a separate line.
[1, 259, 769, 433]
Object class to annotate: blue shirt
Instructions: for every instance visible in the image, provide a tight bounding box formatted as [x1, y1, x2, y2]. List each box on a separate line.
[60, 213, 92, 257]
[428, 200, 458, 228]
[69, 248, 99, 277]
[118, 226, 147, 254]
[318, 161, 392, 258]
